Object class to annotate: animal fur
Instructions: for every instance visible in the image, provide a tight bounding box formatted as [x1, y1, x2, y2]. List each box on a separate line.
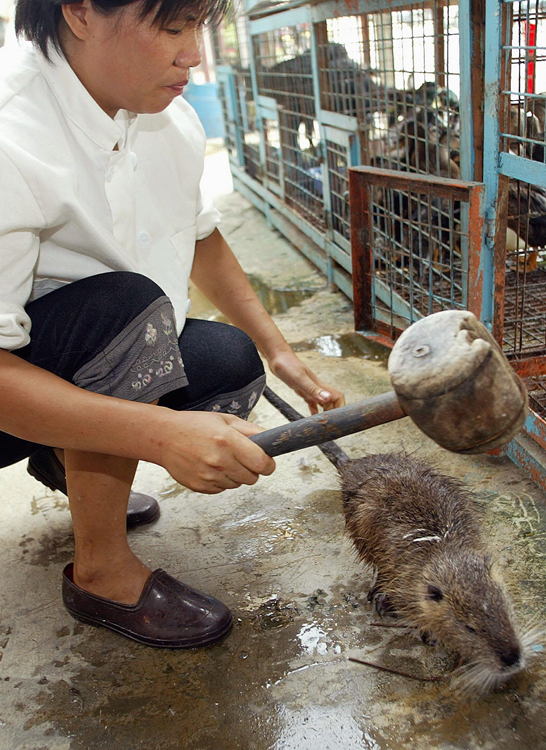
[341, 452, 538, 693]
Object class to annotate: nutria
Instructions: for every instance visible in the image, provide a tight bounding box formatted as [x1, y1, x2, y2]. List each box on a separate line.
[341, 452, 538, 693]
[261, 387, 539, 692]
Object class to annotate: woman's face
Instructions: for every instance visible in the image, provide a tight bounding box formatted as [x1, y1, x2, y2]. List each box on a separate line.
[62, 1, 203, 117]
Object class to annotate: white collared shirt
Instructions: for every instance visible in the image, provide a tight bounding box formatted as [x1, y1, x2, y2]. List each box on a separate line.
[0, 42, 221, 350]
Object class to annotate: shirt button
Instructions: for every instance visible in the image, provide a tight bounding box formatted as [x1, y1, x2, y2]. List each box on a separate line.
[106, 166, 115, 182]
[131, 152, 138, 170]
[138, 231, 151, 247]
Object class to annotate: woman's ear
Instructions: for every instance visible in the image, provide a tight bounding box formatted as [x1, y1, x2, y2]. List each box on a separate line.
[61, 0, 93, 41]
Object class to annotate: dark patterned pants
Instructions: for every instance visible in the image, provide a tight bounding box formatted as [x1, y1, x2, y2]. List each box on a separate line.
[0, 272, 266, 467]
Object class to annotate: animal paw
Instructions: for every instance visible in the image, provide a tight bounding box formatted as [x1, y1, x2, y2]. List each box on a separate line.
[367, 586, 396, 616]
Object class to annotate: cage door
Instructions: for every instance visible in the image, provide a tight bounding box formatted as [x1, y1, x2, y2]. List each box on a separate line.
[349, 166, 484, 341]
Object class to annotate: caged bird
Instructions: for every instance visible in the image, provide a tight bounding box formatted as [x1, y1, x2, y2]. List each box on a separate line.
[503, 101, 546, 271]
[507, 180, 546, 272]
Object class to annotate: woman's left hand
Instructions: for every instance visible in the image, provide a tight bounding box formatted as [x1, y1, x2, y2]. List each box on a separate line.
[267, 348, 345, 414]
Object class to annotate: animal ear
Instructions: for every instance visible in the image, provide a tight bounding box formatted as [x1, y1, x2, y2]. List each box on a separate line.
[426, 585, 444, 602]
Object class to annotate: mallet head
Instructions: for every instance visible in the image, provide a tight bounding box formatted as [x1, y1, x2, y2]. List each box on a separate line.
[388, 310, 528, 453]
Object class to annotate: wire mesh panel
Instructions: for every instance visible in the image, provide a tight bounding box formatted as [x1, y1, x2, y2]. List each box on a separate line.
[254, 25, 315, 149]
[212, 0, 250, 68]
[326, 138, 350, 242]
[217, 79, 238, 164]
[239, 69, 261, 182]
[350, 167, 483, 339]
[320, 3, 461, 180]
[504, 264, 546, 355]
[253, 25, 325, 228]
[213, 2, 262, 179]
[500, 0, 546, 163]
[498, 0, 546, 364]
[526, 374, 546, 417]
[281, 106, 325, 229]
[502, 177, 546, 359]
[263, 118, 281, 187]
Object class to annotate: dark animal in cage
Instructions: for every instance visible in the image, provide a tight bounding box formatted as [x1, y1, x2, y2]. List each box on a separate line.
[406, 121, 461, 179]
[383, 81, 460, 135]
[525, 92, 546, 166]
[506, 100, 546, 163]
[408, 194, 461, 279]
[507, 180, 546, 271]
[529, 93, 546, 136]
[369, 83, 461, 179]
[374, 189, 460, 284]
[258, 43, 381, 152]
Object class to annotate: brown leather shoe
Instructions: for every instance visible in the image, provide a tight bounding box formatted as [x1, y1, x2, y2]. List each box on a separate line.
[62, 563, 233, 648]
[27, 446, 160, 529]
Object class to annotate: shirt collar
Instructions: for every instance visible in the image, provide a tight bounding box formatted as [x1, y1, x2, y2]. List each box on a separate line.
[35, 45, 137, 152]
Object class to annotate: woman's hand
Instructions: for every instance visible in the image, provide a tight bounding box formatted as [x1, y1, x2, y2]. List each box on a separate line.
[267, 348, 345, 415]
[191, 231, 345, 416]
[157, 410, 276, 494]
[0, 351, 275, 494]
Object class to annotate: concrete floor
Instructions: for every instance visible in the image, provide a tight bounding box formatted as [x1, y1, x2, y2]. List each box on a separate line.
[1, 146, 546, 749]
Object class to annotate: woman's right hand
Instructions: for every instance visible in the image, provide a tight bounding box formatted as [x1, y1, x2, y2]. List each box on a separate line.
[0, 351, 274, 494]
[157, 410, 276, 494]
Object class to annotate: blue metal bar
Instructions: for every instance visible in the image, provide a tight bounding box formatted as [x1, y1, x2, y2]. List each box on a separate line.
[499, 151, 546, 188]
[309, 0, 431, 23]
[320, 111, 359, 132]
[458, 0, 473, 182]
[250, 6, 312, 34]
[481, 0, 504, 329]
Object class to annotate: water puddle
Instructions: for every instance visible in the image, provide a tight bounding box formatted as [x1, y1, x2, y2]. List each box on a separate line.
[187, 274, 389, 366]
[292, 333, 390, 362]
[251, 597, 299, 632]
[271, 705, 381, 749]
[247, 274, 318, 315]
[188, 275, 318, 322]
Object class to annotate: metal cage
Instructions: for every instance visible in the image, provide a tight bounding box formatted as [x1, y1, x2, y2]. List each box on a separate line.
[213, 0, 546, 486]
[350, 167, 483, 337]
[496, 0, 546, 366]
[213, 0, 473, 300]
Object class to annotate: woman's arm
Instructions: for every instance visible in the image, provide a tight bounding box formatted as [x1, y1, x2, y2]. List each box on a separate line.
[191, 228, 345, 413]
[0, 349, 275, 493]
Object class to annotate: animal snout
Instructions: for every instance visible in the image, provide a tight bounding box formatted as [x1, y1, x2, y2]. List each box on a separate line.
[498, 645, 521, 670]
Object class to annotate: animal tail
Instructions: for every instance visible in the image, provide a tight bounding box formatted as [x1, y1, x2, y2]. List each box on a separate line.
[262, 386, 350, 469]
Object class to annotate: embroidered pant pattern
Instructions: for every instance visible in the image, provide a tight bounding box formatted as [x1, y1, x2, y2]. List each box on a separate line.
[0, 272, 266, 467]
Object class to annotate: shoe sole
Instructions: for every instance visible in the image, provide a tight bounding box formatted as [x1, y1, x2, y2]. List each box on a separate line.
[64, 607, 233, 649]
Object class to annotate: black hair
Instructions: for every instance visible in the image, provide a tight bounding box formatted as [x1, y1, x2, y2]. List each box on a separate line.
[15, 0, 230, 60]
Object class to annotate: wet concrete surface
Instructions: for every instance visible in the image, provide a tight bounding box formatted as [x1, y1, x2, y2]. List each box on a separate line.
[2, 149, 546, 749]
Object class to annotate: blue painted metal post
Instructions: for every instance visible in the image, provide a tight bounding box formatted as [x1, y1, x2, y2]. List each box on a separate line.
[458, 0, 475, 310]
[481, 0, 503, 330]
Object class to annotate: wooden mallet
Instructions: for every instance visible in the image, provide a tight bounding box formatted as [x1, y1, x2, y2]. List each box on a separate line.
[250, 310, 528, 457]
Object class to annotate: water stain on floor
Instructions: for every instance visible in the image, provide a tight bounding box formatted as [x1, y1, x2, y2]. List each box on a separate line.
[292, 333, 390, 363]
[21, 553, 546, 750]
[188, 274, 319, 324]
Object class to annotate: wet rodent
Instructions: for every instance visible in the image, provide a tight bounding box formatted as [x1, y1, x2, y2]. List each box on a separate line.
[261, 387, 538, 692]
[341, 452, 536, 693]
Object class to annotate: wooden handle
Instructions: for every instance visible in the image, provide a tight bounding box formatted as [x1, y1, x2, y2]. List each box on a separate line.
[250, 390, 405, 457]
